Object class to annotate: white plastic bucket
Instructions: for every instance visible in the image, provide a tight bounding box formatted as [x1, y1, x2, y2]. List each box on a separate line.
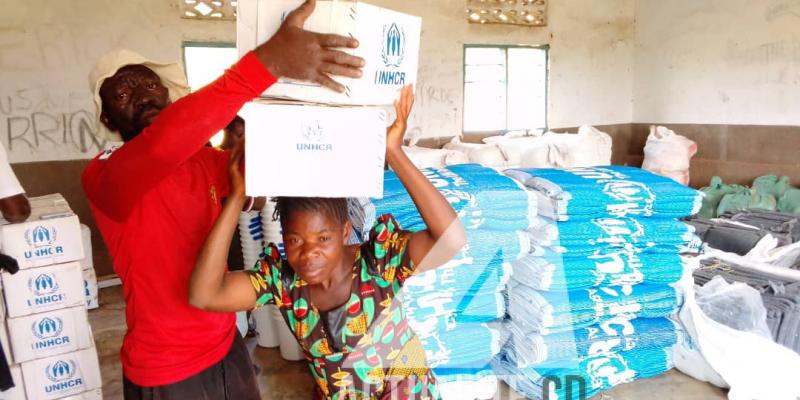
[253, 305, 279, 348]
[271, 306, 304, 361]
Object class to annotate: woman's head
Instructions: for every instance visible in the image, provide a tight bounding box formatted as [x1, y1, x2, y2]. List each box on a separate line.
[273, 197, 351, 285]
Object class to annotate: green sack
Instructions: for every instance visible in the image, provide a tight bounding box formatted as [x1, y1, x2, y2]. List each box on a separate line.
[717, 189, 777, 216]
[698, 176, 747, 218]
[778, 188, 800, 214]
[752, 174, 793, 199]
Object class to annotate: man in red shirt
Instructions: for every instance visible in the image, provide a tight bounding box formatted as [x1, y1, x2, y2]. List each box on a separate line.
[81, 1, 364, 398]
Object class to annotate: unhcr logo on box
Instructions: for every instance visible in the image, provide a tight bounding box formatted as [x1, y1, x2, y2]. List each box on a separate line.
[296, 120, 332, 152]
[44, 360, 82, 394]
[375, 23, 407, 85]
[24, 225, 65, 260]
[27, 273, 65, 307]
[32, 317, 70, 350]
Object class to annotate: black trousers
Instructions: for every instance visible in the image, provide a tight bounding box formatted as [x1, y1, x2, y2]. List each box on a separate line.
[123, 334, 260, 400]
[0, 342, 14, 392]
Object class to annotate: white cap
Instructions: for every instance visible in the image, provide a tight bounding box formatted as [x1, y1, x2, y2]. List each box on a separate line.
[88, 49, 190, 141]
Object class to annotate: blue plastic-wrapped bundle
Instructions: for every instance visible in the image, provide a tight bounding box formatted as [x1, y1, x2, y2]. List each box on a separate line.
[506, 166, 703, 221]
[528, 216, 698, 250]
[400, 229, 530, 265]
[505, 316, 682, 367]
[511, 250, 686, 291]
[508, 282, 683, 335]
[418, 322, 504, 368]
[403, 259, 512, 298]
[378, 164, 538, 231]
[402, 259, 510, 369]
[433, 362, 496, 384]
[537, 241, 699, 259]
[365, 216, 531, 265]
[495, 346, 674, 400]
[384, 163, 527, 193]
[404, 286, 507, 333]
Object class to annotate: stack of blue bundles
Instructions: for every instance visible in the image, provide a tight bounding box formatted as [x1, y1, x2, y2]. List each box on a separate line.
[505, 315, 683, 366]
[505, 166, 702, 221]
[508, 282, 682, 335]
[349, 164, 540, 391]
[511, 249, 686, 291]
[498, 166, 701, 398]
[494, 346, 675, 400]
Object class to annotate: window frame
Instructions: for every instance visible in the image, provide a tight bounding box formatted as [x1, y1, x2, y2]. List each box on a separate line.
[181, 41, 238, 147]
[462, 44, 550, 136]
[181, 41, 237, 88]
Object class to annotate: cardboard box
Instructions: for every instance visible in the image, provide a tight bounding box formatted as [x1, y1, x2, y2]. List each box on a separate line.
[241, 102, 387, 197]
[238, 0, 421, 105]
[0, 366, 27, 400]
[7, 306, 93, 363]
[81, 269, 98, 310]
[20, 347, 101, 400]
[0, 321, 12, 365]
[0, 194, 83, 270]
[2, 262, 85, 318]
[78, 224, 92, 271]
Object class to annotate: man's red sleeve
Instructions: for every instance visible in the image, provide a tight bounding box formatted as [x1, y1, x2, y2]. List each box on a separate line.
[83, 51, 276, 221]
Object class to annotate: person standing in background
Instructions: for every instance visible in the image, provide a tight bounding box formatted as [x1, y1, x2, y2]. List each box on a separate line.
[0, 142, 30, 224]
[0, 140, 29, 394]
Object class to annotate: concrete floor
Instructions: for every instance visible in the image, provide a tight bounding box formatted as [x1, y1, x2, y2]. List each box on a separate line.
[89, 286, 728, 399]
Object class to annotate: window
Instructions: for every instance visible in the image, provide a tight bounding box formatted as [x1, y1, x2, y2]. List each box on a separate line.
[463, 45, 548, 133]
[183, 42, 238, 91]
[183, 42, 239, 146]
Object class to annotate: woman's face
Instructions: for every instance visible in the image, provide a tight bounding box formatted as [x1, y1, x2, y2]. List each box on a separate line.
[282, 209, 351, 285]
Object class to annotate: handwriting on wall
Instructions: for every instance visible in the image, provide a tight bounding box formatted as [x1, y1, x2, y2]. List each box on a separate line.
[724, 37, 800, 86]
[726, 38, 800, 67]
[405, 80, 460, 140]
[1, 89, 105, 161]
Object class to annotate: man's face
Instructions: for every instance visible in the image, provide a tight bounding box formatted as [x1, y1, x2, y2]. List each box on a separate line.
[99, 64, 170, 141]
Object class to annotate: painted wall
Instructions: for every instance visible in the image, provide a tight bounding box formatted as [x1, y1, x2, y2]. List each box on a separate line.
[0, 0, 235, 163]
[368, 0, 636, 138]
[633, 0, 800, 125]
[4, 0, 798, 159]
[1, 0, 636, 163]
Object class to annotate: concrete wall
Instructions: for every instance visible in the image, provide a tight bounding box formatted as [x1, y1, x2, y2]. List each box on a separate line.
[1, 0, 236, 277]
[3, 0, 799, 276]
[633, 0, 800, 125]
[369, 0, 636, 138]
[0, 0, 235, 163]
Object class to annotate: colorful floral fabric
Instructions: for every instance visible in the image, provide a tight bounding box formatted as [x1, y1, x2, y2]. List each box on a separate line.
[247, 214, 440, 400]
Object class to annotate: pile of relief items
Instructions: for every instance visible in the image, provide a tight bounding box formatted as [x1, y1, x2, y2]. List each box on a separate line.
[495, 166, 703, 399]
[693, 256, 800, 354]
[349, 164, 538, 398]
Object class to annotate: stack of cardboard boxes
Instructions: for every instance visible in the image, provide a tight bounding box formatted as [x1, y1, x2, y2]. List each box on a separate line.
[78, 226, 98, 311]
[0, 194, 102, 399]
[237, 0, 421, 198]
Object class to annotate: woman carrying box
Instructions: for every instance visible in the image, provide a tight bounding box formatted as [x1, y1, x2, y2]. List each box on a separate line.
[189, 85, 466, 399]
